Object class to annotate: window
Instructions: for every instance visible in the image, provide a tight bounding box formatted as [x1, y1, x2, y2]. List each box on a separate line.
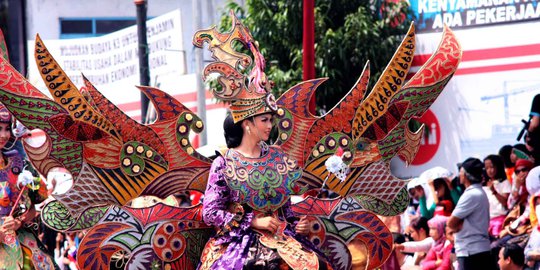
[60, 18, 138, 39]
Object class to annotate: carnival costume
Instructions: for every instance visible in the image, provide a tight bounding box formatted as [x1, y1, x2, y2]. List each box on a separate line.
[0, 40, 57, 270]
[0, 10, 461, 270]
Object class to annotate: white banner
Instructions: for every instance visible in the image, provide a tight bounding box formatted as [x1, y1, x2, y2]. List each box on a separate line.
[27, 9, 186, 119]
[392, 21, 540, 178]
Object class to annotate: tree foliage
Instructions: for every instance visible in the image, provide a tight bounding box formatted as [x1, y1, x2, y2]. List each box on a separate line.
[219, 0, 413, 111]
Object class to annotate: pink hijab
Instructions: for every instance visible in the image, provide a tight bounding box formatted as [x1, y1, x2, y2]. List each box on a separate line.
[428, 215, 448, 255]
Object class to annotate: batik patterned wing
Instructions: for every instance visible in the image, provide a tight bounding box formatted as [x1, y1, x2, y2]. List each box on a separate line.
[0, 29, 8, 60]
[274, 79, 321, 168]
[40, 200, 109, 232]
[351, 24, 415, 141]
[287, 24, 416, 203]
[83, 77, 166, 159]
[355, 187, 410, 216]
[141, 85, 211, 165]
[34, 35, 120, 140]
[291, 197, 393, 270]
[377, 25, 462, 163]
[0, 46, 84, 178]
[77, 203, 212, 270]
[138, 86, 192, 123]
[303, 63, 370, 160]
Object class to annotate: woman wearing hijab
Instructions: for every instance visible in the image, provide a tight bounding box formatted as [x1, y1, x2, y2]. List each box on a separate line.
[422, 216, 453, 270]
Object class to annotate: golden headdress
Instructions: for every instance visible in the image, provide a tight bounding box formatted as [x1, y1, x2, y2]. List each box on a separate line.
[193, 11, 277, 123]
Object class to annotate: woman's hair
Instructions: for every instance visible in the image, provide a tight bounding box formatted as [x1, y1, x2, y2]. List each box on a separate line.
[498, 144, 514, 168]
[483, 154, 507, 180]
[223, 112, 244, 148]
[409, 216, 429, 235]
[433, 178, 452, 202]
[223, 112, 255, 148]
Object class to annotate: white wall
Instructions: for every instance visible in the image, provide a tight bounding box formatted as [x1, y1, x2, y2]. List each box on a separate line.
[25, 0, 232, 74]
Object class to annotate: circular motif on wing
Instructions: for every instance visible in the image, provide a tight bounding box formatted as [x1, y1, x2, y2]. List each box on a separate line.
[306, 217, 326, 247]
[265, 94, 278, 111]
[153, 221, 186, 262]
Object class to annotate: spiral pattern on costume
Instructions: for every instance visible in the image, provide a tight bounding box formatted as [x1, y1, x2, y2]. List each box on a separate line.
[275, 161, 287, 174]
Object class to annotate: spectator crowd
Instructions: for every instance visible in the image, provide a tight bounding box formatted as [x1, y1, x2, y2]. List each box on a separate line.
[382, 94, 540, 270]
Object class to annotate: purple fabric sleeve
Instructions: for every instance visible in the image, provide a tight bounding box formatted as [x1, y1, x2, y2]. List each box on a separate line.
[281, 200, 299, 229]
[202, 156, 254, 242]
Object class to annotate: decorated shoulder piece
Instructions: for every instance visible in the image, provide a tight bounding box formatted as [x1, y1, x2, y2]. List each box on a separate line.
[223, 145, 303, 214]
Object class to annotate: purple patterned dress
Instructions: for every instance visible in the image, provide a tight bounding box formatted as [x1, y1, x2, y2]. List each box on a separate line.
[198, 147, 329, 270]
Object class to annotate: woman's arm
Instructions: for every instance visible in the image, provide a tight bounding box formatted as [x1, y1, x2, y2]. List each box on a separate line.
[449, 189, 461, 206]
[202, 157, 253, 234]
[401, 237, 434, 253]
[421, 248, 438, 270]
[280, 199, 299, 228]
[419, 196, 435, 219]
[490, 180, 510, 207]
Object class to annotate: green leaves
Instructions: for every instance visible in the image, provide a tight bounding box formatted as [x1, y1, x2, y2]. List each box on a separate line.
[218, 0, 413, 111]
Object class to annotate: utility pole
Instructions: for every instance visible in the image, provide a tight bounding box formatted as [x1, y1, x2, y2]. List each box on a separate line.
[193, 0, 207, 146]
[303, 0, 316, 114]
[134, 0, 150, 123]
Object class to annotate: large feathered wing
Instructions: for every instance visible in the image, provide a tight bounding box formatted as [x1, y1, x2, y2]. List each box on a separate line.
[277, 23, 461, 206]
[0, 35, 212, 232]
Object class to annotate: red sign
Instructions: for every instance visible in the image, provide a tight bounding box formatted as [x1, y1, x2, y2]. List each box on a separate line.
[407, 109, 441, 165]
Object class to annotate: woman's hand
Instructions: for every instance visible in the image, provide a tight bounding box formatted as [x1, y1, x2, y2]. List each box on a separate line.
[251, 216, 280, 233]
[295, 216, 310, 236]
[1, 216, 22, 231]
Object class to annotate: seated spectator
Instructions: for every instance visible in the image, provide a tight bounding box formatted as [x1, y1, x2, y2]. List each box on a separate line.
[394, 233, 415, 268]
[395, 216, 433, 268]
[525, 191, 540, 269]
[498, 243, 525, 270]
[409, 178, 436, 220]
[500, 145, 516, 184]
[492, 159, 534, 255]
[424, 177, 458, 218]
[421, 216, 453, 270]
[446, 225, 458, 270]
[509, 159, 534, 210]
[483, 154, 511, 238]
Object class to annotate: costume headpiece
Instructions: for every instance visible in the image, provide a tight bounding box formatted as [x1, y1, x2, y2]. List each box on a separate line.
[193, 11, 277, 123]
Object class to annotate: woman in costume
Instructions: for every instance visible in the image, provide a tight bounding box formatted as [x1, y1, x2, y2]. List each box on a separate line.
[198, 108, 331, 269]
[0, 104, 57, 269]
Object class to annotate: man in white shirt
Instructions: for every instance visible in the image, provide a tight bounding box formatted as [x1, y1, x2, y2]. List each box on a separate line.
[448, 157, 496, 270]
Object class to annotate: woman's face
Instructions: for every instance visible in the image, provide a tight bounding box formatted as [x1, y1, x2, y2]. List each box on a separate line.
[436, 184, 446, 198]
[429, 225, 441, 241]
[445, 226, 454, 243]
[484, 159, 496, 180]
[0, 122, 11, 149]
[246, 113, 273, 142]
[510, 150, 517, 163]
[405, 226, 421, 241]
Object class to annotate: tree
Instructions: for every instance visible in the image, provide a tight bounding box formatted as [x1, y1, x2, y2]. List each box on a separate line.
[218, 0, 413, 111]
